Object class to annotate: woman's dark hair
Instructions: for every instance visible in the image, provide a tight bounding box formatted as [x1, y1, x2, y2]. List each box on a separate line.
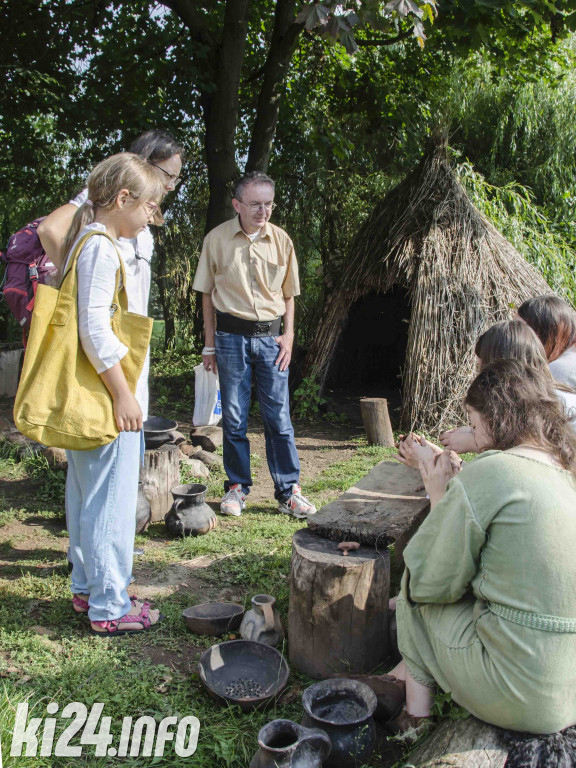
[128, 130, 186, 164]
[475, 320, 549, 370]
[465, 359, 576, 475]
[517, 294, 576, 362]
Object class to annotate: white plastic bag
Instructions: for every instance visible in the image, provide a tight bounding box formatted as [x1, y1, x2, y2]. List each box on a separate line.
[193, 363, 222, 426]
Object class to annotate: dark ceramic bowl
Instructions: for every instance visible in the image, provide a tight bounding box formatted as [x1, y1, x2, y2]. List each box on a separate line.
[198, 640, 290, 712]
[182, 602, 244, 636]
[143, 415, 178, 449]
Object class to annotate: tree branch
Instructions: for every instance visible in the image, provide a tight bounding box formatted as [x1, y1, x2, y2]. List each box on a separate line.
[246, 0, 305, 171]
[356, 28, 413, 46]
[158, 0, 215, 48]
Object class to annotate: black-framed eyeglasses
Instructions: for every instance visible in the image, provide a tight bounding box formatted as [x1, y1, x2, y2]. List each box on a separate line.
[148, 160, 182, 187]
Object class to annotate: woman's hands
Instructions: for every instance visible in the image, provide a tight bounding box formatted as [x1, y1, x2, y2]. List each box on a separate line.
[113, 390, 143, 432]
[394, 434, 443, 469]
[419, 448, 461, 507]
[100, 362, 143, 432]
[440, 426, 477, 453]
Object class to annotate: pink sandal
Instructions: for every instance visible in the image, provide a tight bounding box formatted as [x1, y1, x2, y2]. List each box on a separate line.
[90, 602, 162, 637]
[73, 594, 151, 615]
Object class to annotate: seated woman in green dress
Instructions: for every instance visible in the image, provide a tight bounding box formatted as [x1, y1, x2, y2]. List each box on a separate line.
[386, 358, 576, 734]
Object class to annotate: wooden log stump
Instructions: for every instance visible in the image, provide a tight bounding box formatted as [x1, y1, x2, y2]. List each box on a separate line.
[139, 443, 181, 524]
[360, 398, 394, 447]
[406, 716, 508, 767]
[289, 528, 390, 679]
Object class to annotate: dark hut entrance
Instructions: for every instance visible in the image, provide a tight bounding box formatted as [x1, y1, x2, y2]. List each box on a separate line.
[326, 289, 409, 424]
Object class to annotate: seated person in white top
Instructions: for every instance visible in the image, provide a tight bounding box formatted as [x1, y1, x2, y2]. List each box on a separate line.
[518, 294, 576, 391]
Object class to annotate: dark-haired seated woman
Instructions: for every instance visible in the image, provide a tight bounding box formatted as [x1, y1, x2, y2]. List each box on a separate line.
[388, 359, 576, 734]
[518, 293, 576, 391]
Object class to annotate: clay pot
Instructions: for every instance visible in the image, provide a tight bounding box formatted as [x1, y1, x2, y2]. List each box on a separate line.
[136, 482, 151, 534]
[301, 679, 377, 768]
[250, 719, 331, 768]
[164, 483, 217, 537]
[240, 594, 284, 647]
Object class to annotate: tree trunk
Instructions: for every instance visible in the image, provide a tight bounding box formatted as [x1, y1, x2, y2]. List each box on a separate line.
[202, 0, 251, 233]
[152, 239, 176, 348]
[246, 0, 304, 172]
[288, 528, 390, 679]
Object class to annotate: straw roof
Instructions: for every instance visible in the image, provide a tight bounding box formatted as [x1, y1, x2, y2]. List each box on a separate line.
[303, 139, 552, 432]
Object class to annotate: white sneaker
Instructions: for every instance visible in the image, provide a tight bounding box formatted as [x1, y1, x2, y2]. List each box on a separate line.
[220, 484, 246, 516]
[278, 484, 317, 519]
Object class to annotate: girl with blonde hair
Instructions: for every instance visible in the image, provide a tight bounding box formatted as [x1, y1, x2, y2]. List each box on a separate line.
[64, 153, 164, 636]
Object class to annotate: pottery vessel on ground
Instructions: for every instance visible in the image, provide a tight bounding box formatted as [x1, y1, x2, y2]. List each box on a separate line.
[165, 483, 217, 537]
[301, 679, 377, 768]
[240, 593, 284, 647]
[250, 719, 331, 768]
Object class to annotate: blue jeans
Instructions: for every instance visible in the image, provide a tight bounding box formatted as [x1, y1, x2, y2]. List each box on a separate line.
[66, 431, 142, 621]
[215, 331, 300, 500]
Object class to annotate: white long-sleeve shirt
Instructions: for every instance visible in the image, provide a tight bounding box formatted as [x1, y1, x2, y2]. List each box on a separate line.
[64, 223, 151, 419]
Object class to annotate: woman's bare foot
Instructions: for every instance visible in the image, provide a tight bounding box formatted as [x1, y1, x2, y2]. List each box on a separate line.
[91, 600, 160, 634]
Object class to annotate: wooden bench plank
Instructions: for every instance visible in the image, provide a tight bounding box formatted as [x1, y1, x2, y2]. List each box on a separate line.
[308, 460, 430, 562]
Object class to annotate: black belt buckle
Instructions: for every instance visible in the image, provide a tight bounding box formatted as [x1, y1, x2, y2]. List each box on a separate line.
[254, 321, 272, 336]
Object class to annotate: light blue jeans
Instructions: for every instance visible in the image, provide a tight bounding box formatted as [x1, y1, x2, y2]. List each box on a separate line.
[215, 331, 300, 500]
[66, 431, 142, 622]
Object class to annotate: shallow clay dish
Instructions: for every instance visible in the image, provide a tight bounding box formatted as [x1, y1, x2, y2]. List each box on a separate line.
[182, 602, 244, 636]
[198, 640, 290, 712]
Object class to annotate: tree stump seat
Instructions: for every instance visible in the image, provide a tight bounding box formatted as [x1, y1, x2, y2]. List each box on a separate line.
[288, 528, 390, 679]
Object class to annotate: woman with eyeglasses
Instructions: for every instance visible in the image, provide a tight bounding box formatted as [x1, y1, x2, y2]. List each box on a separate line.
[37, 129, 185, 274]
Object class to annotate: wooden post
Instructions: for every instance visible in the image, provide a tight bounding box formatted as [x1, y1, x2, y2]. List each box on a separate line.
[139, 443, 181, 524]
[360, 398, 394, 446]
[288, 528, 390, 679]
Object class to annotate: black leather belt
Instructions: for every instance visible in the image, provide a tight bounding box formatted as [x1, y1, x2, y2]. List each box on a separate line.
[216, 311, 282, 337]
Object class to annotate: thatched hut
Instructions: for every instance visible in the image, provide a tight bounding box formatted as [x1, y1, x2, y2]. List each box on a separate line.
[303, 139, 552, 432]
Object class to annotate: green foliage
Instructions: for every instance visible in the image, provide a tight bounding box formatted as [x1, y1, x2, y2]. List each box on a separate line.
[292, 377, 326, 419]
[457, 161, 576, 302]
[431, 690, 470, 721]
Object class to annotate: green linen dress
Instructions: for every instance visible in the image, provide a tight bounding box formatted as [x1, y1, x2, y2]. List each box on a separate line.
[396, 449, 576, 734]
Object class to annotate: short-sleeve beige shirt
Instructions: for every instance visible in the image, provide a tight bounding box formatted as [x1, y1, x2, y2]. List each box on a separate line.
[192, 216, 300, 321]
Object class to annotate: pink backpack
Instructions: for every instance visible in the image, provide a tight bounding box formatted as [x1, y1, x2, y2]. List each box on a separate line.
[0, 218, 56, 334]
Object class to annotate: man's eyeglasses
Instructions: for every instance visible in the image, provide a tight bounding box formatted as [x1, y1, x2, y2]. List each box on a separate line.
[239, 201, 277, 213]
[148, 160, 182, 187]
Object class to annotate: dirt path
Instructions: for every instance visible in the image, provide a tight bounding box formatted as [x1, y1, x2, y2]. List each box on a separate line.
[224, 418, 362, 503]
[0, 395, 364, 595]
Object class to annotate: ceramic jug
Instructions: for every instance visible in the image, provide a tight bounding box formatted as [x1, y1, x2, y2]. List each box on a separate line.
[165, 483, 217, 537]
[240, 594, 285, 647]
[301, 679, 377, 768]
[250, 719, 331, 768]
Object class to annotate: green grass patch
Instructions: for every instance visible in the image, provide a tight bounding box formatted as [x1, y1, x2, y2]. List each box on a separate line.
[0, 420, 426, 766]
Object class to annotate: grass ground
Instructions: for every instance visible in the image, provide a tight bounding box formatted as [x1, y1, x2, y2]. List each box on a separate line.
[0, 412, 419, 767]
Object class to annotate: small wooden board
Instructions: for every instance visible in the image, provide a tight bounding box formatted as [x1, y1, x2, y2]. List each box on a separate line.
[307, 460, 430, 562]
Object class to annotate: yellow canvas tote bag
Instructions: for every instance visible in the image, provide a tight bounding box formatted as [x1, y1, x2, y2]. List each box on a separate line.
[14, 231, 153, 450]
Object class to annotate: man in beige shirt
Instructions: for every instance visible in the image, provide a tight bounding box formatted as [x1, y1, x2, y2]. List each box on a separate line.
[192, 172, 316, 518]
